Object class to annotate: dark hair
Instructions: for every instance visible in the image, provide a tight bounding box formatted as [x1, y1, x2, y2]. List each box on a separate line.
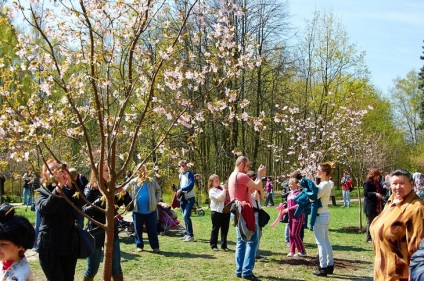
[390, 169, 413, 182]
[290, 170, 302, 180]
[246, 170, 256, 179]
[0, 204, 35, 253]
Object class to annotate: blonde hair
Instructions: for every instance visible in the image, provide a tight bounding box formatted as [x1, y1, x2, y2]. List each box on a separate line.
[208, 174, 219, 189]
[41, 159, 57, 183]
[136, 162, 155, 180]
[89, 161, 109, 186]
[89, 162, 101, 186]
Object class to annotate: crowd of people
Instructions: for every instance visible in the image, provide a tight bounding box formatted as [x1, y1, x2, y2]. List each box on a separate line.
[2, 159, 424, 280]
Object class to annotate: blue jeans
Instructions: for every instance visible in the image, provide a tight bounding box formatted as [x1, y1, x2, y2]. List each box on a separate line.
[23, 188, 32, 205]
[343, 190, 351, 206]
[33, 207, 41, 249]
[255, 213, 262, 257]
[132, 211, 159, 250]
[84, 237, 122, 277]
[284, 223, 289, 243]
[181, 197, 195, 236]
[313, 213, 333, 268]
[235, 222, 258, 277]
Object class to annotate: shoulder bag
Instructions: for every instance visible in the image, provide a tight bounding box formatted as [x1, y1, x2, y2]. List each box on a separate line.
[256, 200, 270, 227]
[75, 221, 96, 259]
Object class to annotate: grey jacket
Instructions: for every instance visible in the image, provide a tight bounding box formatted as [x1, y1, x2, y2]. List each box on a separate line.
[127, 177, 162, 213]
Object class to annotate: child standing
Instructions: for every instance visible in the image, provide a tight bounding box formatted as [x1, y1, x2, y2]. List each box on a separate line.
[208, 174, 231, 251]
[0, 203, 35, 280]
[283, 177, 306, 257]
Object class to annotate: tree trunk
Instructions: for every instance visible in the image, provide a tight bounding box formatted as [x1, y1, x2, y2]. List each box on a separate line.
[103, 196, 116, 280]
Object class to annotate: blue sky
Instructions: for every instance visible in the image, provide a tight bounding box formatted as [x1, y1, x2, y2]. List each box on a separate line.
[288, 0, 424, 96]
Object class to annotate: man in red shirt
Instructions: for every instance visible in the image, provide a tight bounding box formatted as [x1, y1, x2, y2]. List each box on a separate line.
[228, 156, 266, 280]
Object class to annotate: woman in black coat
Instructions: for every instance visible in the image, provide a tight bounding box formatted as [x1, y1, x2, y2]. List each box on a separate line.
[35, 160, 82, 281]
[82, 162, 131, 281]
[363, 168, 385, 243]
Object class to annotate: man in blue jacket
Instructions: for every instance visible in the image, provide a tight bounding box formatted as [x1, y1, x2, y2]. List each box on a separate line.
[176, 160, 195, 242]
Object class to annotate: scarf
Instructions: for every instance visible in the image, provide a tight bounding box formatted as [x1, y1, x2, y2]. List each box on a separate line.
[375, 180, 383, 213]
[216, 185, 231, 206]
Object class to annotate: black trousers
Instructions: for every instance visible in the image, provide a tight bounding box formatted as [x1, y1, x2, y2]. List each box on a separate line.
[366, 213, 378, 242]
[331, 196, 337, 206]
[39, 251, 78, 281]
[210, 211, 231, 249]
[265, 193, 274, 206]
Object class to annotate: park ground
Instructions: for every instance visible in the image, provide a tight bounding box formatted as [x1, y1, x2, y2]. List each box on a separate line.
[14, 196, 374, 281]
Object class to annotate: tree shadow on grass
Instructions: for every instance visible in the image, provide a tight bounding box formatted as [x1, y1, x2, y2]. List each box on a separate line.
[161, 251, 217, 259]
[329, 275, 373, 280]
[120, 251, 140, 262]
[330, 226, 366, 234]
[269, 256, 372, 279]
[260, 277, 305, 281]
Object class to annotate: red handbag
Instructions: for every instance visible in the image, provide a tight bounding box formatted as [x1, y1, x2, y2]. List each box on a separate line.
[171, 192, 180, 209]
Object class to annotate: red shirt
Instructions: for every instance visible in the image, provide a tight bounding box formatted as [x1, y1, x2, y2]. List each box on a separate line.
[228, 171, 252, 205]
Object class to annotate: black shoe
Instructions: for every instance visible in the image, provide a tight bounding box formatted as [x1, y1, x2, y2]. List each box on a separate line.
[242, 275, 261, 281]
[327, 265, 334, 274]
[313, 267, 328, 277]
[236, 274, 241, 278]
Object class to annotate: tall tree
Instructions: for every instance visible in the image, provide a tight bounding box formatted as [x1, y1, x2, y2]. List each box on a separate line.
[419, 41, 424, 128]
[390, 70, 422, 146]
[0, 1, 260, 279]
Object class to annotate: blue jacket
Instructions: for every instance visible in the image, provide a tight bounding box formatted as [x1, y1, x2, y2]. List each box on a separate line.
[410, 239, 424, 281]
[294, 178, 322, 229]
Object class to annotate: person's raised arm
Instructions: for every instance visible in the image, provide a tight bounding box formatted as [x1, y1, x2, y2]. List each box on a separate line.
[246, 165, 266, 192]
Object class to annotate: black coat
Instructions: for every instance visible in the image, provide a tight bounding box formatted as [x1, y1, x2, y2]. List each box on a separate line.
[83, 184, 131, 248]
[35, 184, 81, 255]
[363, 179, 386, 217]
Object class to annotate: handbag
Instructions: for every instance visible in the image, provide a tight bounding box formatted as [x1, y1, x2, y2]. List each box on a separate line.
[280, 202, 289, 223]
[255, 200, 270, 227]
[280, 213, 289, 223]
[258, 208, 270, 227]
[75, 222, 96, 259]
[171, 192, 180, 209]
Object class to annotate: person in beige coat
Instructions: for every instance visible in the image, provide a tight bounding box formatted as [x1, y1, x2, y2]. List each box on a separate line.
[370, 169, 424, 281]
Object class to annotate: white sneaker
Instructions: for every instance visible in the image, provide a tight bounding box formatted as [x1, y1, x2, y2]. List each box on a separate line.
[287, 252, 294, 257]
[294, 252, 307, 257]
[180, 235, 189, 240]
[183, 236, 194, 242]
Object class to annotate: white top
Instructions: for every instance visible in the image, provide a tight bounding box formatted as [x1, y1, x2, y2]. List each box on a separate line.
[0, 257, 33, 281]
[179, 172, 195, 199]
[317, 180, 332, 214]
[209, 186, 227, 212]
[251, 192, 262, 209]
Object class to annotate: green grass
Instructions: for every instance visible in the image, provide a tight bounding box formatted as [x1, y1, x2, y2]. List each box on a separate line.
[14, 198, 374, 281]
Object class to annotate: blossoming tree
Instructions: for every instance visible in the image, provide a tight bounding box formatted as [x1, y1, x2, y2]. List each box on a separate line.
[0, 0, 260, 279]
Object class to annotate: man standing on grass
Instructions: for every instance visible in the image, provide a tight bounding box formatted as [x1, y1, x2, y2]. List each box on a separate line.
[228, 156, 266, 281]
[176, 160, 195, 242]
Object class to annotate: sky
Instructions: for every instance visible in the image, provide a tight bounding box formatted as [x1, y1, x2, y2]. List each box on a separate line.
[288, 0, 424, 96]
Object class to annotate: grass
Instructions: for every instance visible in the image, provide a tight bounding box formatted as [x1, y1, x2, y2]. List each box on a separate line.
[14, 197, 374, 281]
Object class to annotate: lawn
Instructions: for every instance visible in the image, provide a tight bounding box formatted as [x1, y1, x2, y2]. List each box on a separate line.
[14, 198, 374, 281]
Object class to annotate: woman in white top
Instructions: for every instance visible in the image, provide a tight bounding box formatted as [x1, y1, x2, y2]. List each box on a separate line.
[208, 174, 231, 251]
[313, 162, 335, 277]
